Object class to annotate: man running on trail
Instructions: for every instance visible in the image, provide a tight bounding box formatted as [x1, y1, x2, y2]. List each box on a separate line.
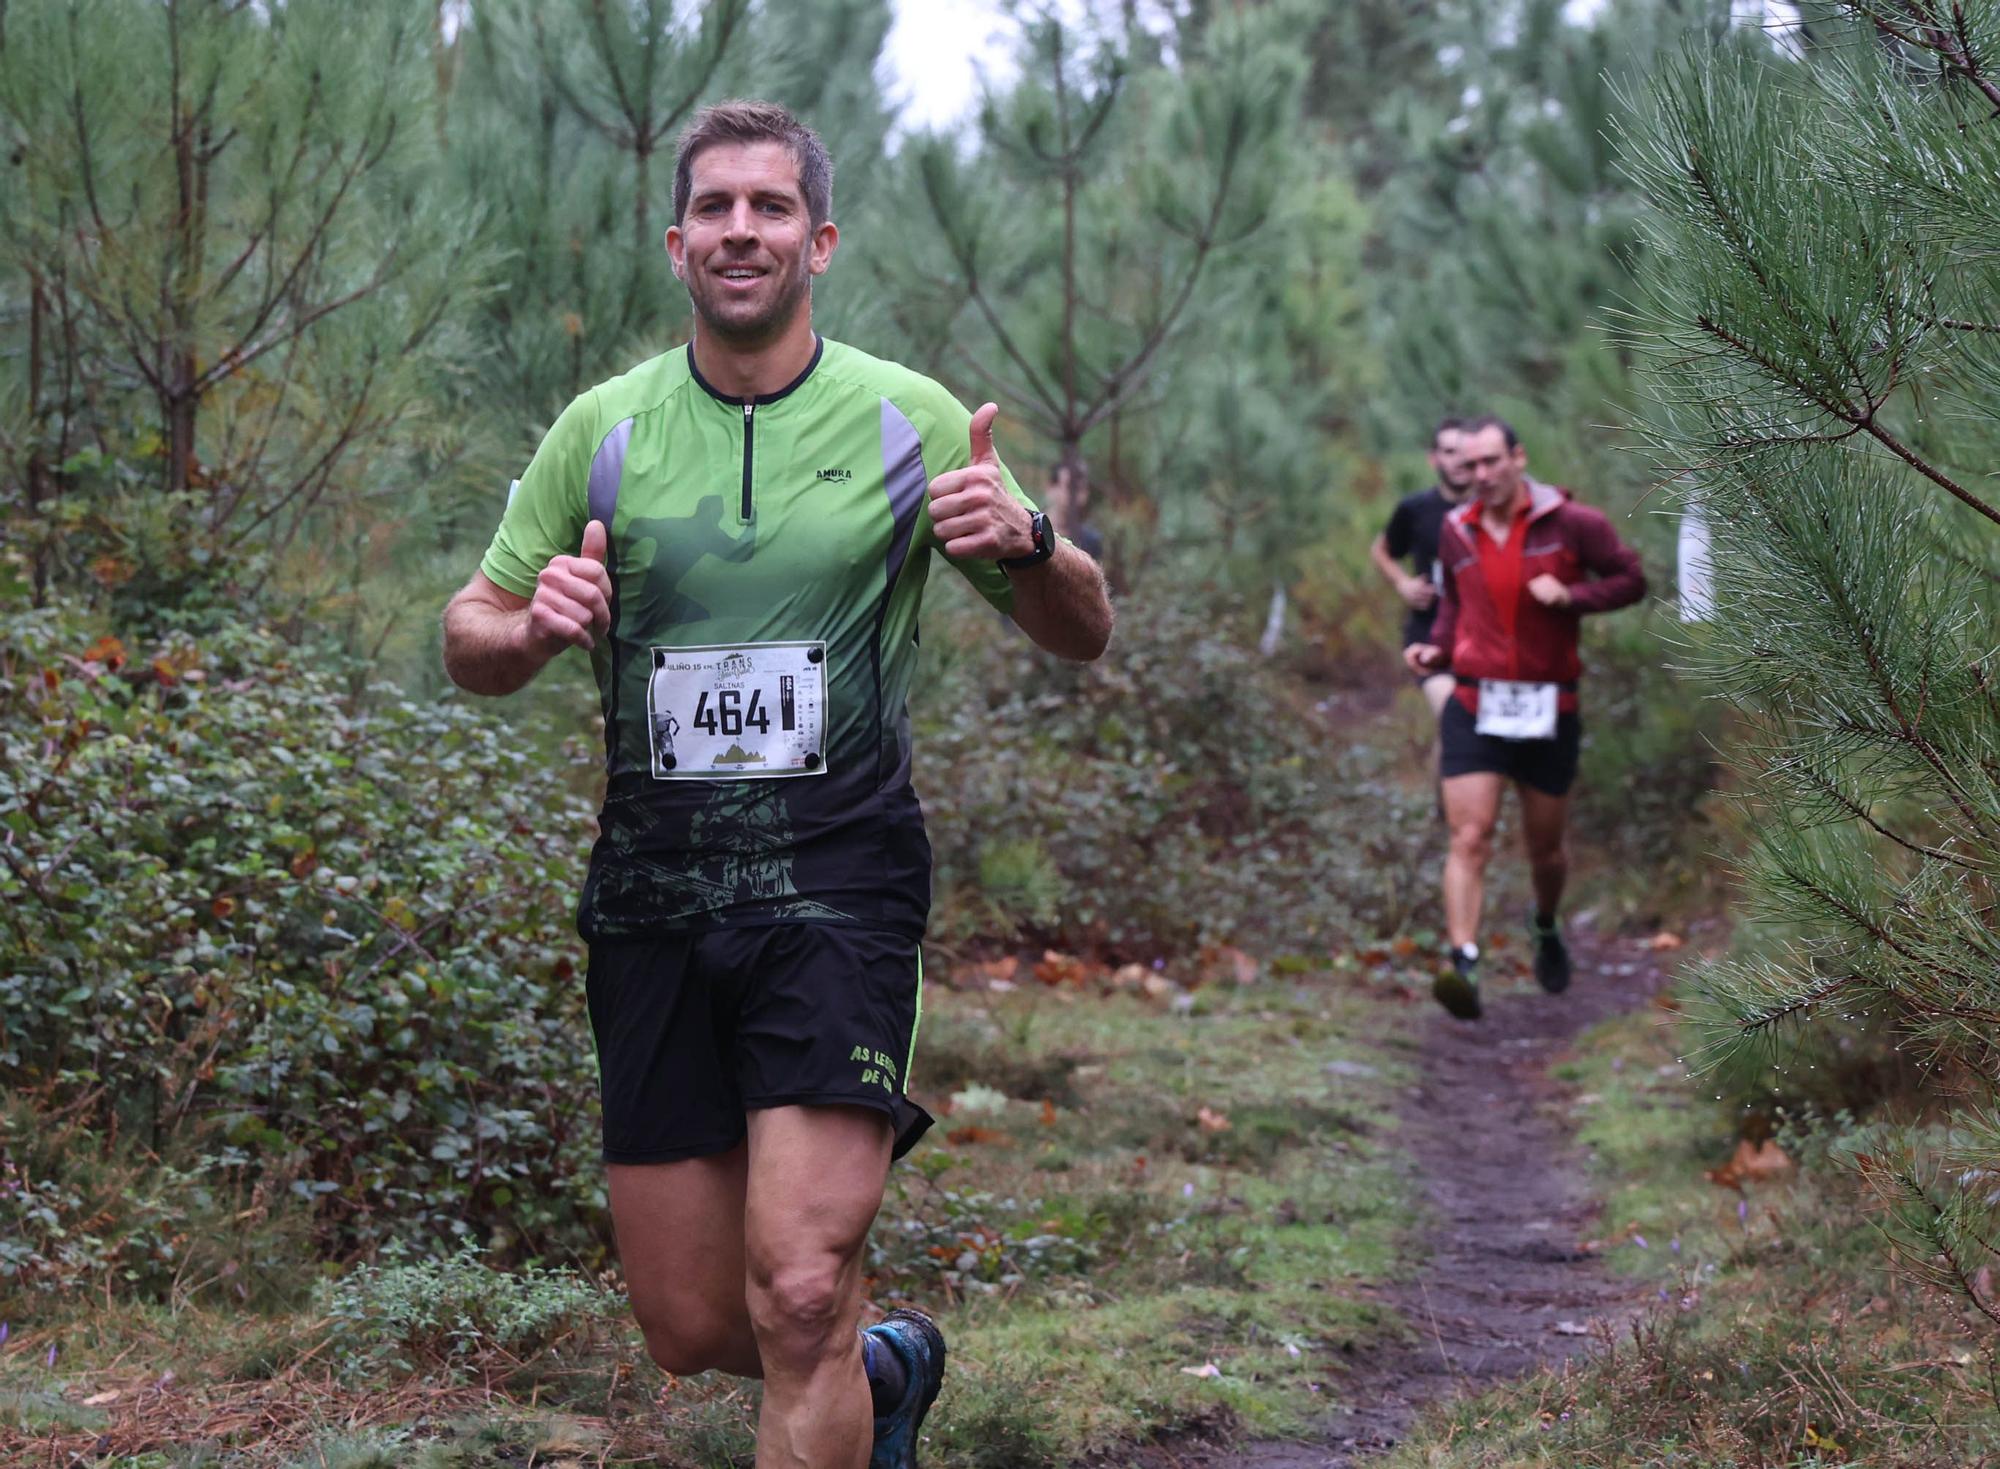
[1402, 416, 1644, 1020]
[1371, 418, 1473, 717]
[440, 101, 1114, 1469]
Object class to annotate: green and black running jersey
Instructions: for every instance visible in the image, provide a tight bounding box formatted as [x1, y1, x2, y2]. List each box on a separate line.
[480, 336, 1034, 940]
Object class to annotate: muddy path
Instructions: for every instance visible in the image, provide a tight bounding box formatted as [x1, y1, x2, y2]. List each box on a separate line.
[1140, 923, 1676, 1468]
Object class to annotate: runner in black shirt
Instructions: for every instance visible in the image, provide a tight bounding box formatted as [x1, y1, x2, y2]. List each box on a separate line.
[1372, 418, 1473, 715]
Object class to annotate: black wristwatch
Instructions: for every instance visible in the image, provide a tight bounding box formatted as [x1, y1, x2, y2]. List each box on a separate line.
[999, 509, 1056, 571]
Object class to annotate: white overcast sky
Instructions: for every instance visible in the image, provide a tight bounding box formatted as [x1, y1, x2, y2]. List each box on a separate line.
[879, 0, 1711, 137]
[883, 0, 1064, 136]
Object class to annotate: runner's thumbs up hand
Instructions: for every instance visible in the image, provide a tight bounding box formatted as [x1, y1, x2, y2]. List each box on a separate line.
[526, 519, 614, 656]
[968, 401, 1000, 468]
[927, 402, 1035, 561]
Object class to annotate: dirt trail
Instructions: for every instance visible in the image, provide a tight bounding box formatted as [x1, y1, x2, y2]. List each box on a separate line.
[1145, 925, 1673, 1468]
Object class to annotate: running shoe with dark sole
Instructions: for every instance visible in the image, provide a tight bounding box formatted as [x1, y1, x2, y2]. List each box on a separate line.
[1529, 913, 1571, 994]
[1431, 944, 1482, 1020]
[867, 1307, 947, 1469]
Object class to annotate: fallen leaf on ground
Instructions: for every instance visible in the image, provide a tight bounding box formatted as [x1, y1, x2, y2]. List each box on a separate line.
[81, 1389, 122, 1405]
[1034, 949, 1094, 987]
[946, 1126, 1011, 1147]
[952, 956, 1020, 989]
[1706, 1137, 1794, 1190]
[1552, 1321, 1592, 1336]
[1802, 1424, 1842, 1454]
[1196, 1106, 1232, 1133]
[1648, 931, 1686, 951]
[1202, 944, 1258, 986]
[1110, 962, 1149, 990]
[1180, 1362, 1223, 1378]
[1039, 1099, 1057, 1126]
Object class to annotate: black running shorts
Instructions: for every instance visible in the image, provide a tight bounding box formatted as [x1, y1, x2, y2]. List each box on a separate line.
[1438, 698, 1583, 797]
[585, 924, 934, 1165]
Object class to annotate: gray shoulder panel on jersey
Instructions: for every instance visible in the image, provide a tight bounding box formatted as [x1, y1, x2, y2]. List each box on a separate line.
[880, 398, 927, 592]
[589, 417, 634, 526]
[589, 417, 635, 772]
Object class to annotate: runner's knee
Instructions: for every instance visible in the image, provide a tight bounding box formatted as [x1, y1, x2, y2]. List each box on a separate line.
[1526, 834, 1567, 867]
[1448, 822, 1494, 862]
[746, 1257, 852, 1363]
[633, 1304, 743, 1377]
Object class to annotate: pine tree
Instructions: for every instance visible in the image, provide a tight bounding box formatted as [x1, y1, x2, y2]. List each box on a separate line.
[875, 6, 1304, 535]
[1623, 4, 2000, 1333]
[0, 0, 485, 595]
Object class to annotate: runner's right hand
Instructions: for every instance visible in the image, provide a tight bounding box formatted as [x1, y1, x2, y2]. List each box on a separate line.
[1398, 575, 1437, 611]
[526, 519, 612, 656]
[1404, 642, 1445, 675]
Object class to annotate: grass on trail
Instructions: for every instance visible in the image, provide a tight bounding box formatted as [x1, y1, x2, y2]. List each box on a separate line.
[1380, 998, 2000, 1469]
[0, 962, 1425, 1468]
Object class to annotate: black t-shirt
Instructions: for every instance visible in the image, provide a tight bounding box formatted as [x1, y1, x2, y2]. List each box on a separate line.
[1383, 485, 1460, 647]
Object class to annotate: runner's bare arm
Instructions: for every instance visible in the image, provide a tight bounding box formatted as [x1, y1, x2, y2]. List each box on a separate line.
[443, 522, 611, 695]
[1005, 542, 1113, 662]
[927, 403, 1112, 661]
[1370, 534, 1435, 609]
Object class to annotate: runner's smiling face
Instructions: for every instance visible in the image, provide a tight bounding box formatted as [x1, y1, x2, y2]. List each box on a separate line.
[1459, 425, 1528, 511]
[666, 141, 838, 348]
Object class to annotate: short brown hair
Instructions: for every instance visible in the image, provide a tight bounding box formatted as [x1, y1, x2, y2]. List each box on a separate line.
[1459, 414, 1521, 450]
[1431, 416, 1468, 450]
[672, 100, 833, 228]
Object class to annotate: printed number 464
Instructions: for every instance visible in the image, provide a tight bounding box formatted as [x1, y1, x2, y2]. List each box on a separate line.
[693, 688, 770, 738]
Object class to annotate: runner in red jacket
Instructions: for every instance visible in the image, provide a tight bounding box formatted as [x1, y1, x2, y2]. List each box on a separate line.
[1404, 416, 1646, 1019]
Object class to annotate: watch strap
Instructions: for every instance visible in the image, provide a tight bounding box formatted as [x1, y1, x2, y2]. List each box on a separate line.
[999, 509, 1056, 570]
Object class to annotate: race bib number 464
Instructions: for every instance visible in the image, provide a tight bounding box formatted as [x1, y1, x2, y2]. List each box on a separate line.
[646, 641, 829, 780]
[1475, 679, 1559, 741]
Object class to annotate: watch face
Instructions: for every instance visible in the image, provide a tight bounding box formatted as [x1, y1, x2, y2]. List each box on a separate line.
[1002, 511, 1055, 569]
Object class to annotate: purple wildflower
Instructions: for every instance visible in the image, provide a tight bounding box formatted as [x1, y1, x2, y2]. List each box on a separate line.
[45, 1343, 57, 1369]
[1737, 1199, 1749, 1223]
[1633, 1234, 1648, 1249]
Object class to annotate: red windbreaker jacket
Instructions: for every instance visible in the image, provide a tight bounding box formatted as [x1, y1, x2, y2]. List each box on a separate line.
[1428, 480, 1647, 712]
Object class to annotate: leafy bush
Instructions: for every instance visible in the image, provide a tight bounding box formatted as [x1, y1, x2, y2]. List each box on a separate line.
[317, 1247, 618, 1378]
[914, 569, 1436, 956]
[0, 601, 603, 1280]
[871, 1177, 1115, 1299]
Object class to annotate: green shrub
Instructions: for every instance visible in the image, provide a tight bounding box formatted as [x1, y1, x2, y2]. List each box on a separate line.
[0, 602, 604, 1279]
[914, 568, 1435, 955]
[317, 1246, 618, 1378]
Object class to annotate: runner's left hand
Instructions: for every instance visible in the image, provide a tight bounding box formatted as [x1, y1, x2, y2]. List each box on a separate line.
[1527, 574, 1572, 608]
[927, 403, 1035, 560]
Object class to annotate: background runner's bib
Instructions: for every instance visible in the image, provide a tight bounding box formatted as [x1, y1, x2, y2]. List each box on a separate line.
[1476, 679, 1559, 741]
[647, 641, 829, 779]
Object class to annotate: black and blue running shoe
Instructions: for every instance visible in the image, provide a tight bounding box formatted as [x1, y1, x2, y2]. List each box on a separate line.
[866, 1308, 947, 1469]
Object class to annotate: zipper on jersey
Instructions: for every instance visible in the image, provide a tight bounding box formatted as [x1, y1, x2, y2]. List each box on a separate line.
[740, 402, 755, 522]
